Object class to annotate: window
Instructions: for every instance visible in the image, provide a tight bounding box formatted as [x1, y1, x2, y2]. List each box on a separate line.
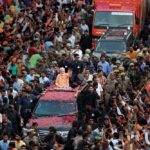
[94, 11, 133, 28]
[96, 40, 127, 53]
[34, 100, 76, 116]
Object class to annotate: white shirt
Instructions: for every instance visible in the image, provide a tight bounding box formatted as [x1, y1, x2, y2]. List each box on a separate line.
[80, 24, 89, 33]
[13, 79, 24, 92]
[110, 138, 119, 146]
[12, 89, 18, 99]
[96, 83, 103, 96]
[92, 128, 104, 138]
[71, 49, 83, 60]
[36, 2, 43, 8]
[39, 77, 50, 84]
[0, 76, 4, 82]
[55, 35, 63, 43]
[68, 35, 76, 48]
[87, 74, 93, 82]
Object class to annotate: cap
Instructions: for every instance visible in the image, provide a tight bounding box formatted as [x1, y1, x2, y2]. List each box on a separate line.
[66, 43, 71, 47]
[118, 67, 124, 71]
[84, 54, 90, 59]
[114, 69, 119, 73]
[137, 53, 143, 57]
[142, 47, 148, 51]
[74, 27, 78, 30]
[129, 63, 134, 66]
[104, 115, 109, 119]
[83, 56, 88, 61]
[85, 49, 91, 54]
[95, 136, 102, 141]
[52, 61, 57, 64]
[27, 129, 34, 133]
[34, 74, 40, 78]
[120, 72, 126, 76]
[116, 60, 121, 64]
[113, 65, 117, 68]
[92, 54, 98, 58]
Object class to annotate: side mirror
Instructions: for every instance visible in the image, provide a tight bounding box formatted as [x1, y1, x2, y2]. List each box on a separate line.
[135, 15, 140, 25]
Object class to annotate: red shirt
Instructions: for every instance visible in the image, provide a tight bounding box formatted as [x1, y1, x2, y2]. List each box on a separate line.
[29, 47, 37, 57]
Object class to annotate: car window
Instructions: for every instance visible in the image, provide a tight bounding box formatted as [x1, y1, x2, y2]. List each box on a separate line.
[95, 40, 127, 53]
[34, 100, 76, 116]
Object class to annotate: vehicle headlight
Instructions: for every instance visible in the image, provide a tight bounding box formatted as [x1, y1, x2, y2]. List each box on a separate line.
[57, 131, 69, 138]
[92, 38, 99, 42]
[38, 129, 49, 138]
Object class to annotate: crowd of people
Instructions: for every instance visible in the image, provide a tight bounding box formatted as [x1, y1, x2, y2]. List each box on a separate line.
[0, 0, 149, 150]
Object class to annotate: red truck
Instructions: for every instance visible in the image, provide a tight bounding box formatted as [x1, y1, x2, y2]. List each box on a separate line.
[92, 0, 147, 46]
[28, 86, 78, 140]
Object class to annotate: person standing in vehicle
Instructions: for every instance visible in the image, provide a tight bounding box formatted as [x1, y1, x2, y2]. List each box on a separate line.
[58, 53, 71, 73]
[71, 54, 85, 84]
[55, 67, 72, 88]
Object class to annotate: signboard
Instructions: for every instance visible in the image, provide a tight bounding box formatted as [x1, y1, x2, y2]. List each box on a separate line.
[111, 12, 133, 16]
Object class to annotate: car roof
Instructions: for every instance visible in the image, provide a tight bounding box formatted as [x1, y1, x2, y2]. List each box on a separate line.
[101, 29, 132, 41]
[39, 85, 78, 102]
[95, 0, 138, 12]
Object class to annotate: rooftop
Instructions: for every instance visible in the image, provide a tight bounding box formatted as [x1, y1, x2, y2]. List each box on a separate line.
[39, 85, 78, 101]
[95, 0, 140, 11]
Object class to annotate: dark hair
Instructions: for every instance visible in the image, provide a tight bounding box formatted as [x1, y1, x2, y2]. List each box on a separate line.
[9, 142, 15, 148]
[62, 53, 67, 57]
[93, 81, 98, 88]
[49, 126, 56, 133]
[82, 132, 88, 139]
[98, 123, 103, 128]
[29, 141, 35, 146]
[77, 129, 83, 135]
[3, 132, 9, 137]
[74, 53, 79, 57]
[33, 144, 39, 148]
[20, 145, 26, 148]
[113, 132, 119, 139]
[15, 132, 21, 137]
[32, 122, 38, 126]
[72, 121, 78, 127]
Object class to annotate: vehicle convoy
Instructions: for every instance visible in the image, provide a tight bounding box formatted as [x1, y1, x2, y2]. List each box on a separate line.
[28, 86, 77, 140]
[94, 28, 135, 58]
[92, 0, 147, 46]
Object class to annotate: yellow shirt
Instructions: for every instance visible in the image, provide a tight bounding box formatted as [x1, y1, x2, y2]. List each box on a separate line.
[15, 140, 26, 149]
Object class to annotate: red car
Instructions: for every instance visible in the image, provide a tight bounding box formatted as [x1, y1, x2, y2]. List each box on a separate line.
[28, 86, 78, 139]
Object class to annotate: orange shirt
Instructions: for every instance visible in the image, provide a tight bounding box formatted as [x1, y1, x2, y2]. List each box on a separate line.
[55, 73, 71, 88]
[7, 0, 12, 4]
[147, 53, 150, 62]
[125, 51, 138, 59]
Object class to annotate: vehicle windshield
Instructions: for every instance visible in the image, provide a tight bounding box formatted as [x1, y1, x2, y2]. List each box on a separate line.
[95, 40, 127, 53]
[94, 12, 133, 28]
[34, 101, 76, 117]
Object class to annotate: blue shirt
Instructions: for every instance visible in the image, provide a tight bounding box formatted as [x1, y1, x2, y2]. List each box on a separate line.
[45, 41, 53, 53]
[0, 140, 10, 150]
[97, 61, 110, 75]
[25, 74, 35, 83]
